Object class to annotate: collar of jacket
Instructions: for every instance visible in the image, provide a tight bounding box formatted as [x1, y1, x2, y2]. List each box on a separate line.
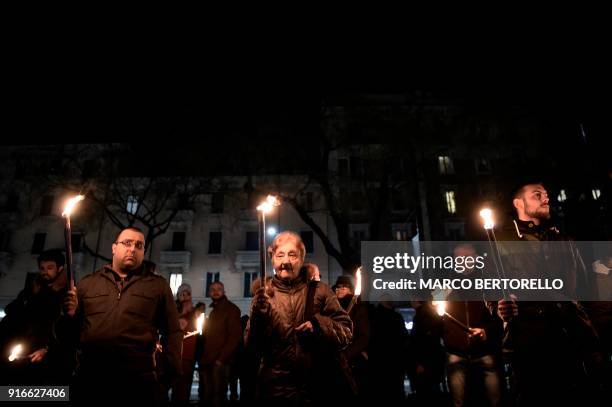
[271, 274, 306, 293]
[100, 263, 149, 283]
[211, 295, 227, 308]
[339, 294, 353, 310]
[513, 218, 559, 240]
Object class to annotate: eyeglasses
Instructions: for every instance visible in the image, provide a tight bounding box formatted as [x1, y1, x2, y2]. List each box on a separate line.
[274, 251, 299, 260]
[115, 239, 145, 250]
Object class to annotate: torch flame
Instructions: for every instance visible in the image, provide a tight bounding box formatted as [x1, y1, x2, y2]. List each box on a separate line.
[479, 208, 494, 230]
[432, 301, 447, 317]
[8, 344, 23, 362]
[196, 313, 206, 335]
[62, 195, 85, 217]
[256, 195, 280, 214]
[354, 267, 362, 296]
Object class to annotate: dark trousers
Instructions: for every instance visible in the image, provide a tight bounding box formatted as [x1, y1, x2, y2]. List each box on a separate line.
[171, 358, 195, 403]
[201, 363, 229, 407]
[447, 353, 502, 407]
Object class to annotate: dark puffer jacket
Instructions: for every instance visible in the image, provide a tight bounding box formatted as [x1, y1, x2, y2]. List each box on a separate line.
[246, 275, 352, 401]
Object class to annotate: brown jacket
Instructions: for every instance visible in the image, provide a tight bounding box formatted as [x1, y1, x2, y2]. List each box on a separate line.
[200, 296, 242, 366]
[66, 265, 182, 377]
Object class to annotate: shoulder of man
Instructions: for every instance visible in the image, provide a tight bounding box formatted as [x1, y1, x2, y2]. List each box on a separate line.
[227, 299, 241, 316]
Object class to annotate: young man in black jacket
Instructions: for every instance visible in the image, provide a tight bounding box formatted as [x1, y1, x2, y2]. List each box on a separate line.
[0, 249, 72, 385]
[493, 183, 601, 406]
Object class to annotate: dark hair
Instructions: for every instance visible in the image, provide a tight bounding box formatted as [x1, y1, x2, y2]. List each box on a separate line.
[37, 249, 65, 268]
[209, 281, 224, 290]
[511, 179, 546, 200]
[115, 227, 145, 242]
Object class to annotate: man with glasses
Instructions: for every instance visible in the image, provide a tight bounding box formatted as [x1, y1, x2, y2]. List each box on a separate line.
[62, 227, 182, 403]
[246, 231, 352, 405]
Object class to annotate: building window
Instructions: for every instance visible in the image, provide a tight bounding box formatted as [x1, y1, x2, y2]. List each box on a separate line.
[169, 273, 183, 296]
[300, 231, 314, 254]
[208, 232, 222, 254]
[246, 231, 258, 251]
[40, 195, 54, 216]
[31, 233, 46, 254]
[391, 223, 411, 241]
[351, 190, 365, 212]
[350, 224, 369, 246]
[211, 193, 224, 214]
[205, 272, 220, 297]
[71, 233, 83, 253]
[172, 232, 186, 251]
[592, 189, 601, 200]
[127, 195, 138, 215]
[444, 190, 457, 214]
[558, 189, 567, 202]
[244, 271, 259, 297]
[438, 156, 454, 175]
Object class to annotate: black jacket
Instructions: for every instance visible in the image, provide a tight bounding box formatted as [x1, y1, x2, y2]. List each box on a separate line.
[491, 219, 599, 354]
[64, 264, 182, 377]
[246, 276, 352, 401]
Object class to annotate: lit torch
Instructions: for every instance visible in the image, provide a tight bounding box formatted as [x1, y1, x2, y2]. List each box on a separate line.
[62, 195, 85, 290]
[346, 267, 362, 314]
[256, 195, 281, 286]
[432, 300, 471, 333]
[8, 344, 23, 362]
[184, 312, 207, 339]
[479, 207, 509, 300]
[196, 312, 206, 335]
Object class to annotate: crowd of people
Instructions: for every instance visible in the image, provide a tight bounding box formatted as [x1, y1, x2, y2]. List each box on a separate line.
[0, 182, 610, 406]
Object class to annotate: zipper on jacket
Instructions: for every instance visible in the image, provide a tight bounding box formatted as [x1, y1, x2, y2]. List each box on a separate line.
[117, 277, 125, 300]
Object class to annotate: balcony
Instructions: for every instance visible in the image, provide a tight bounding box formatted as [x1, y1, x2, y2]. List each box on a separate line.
[160, 251, 192, 273]
[234, 250, 259, 271]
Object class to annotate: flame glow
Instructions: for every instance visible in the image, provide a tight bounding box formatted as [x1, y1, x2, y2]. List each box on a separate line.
[196, 313, 206, 335]
[354, 267, 362, 296]
[256, 195, 280, 214]
[62, 195, 85, 217]
[8, 344, 23, 362]
[479, 208, 495, 230]
[433, 301, 447, 317]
